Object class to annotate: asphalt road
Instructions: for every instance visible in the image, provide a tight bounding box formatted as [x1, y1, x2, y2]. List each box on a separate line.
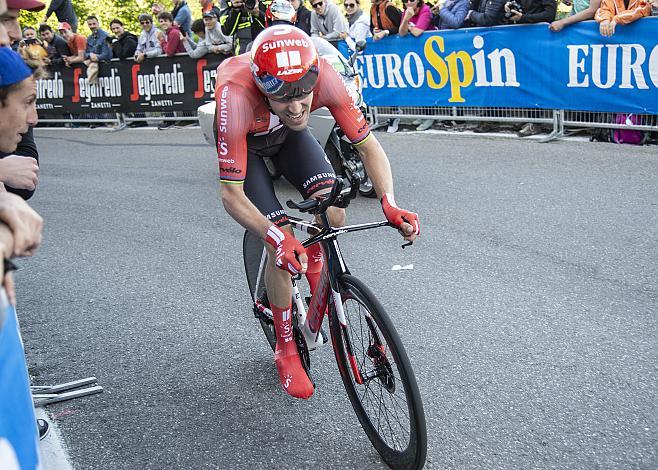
[17, 128, 657, 469]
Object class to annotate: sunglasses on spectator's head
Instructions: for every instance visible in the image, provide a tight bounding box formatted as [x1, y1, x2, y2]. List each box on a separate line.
[311, 1, 323, 7]
[344, 2, 356, 7]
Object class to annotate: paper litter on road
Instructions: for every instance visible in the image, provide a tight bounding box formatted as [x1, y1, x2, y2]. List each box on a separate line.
[392, 264, 414, 271]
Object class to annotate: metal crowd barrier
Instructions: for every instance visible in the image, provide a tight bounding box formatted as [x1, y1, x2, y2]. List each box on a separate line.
[36, 111, 199, 128]
[36, 108, 657, 142]
[368, 107, 658, 142]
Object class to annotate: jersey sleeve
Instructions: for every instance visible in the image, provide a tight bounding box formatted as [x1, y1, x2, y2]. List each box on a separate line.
[215, 82, 254, 185]
[314, 58, 371, 147]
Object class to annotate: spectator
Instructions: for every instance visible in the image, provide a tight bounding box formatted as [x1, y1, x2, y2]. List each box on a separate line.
[83, 15, 112, 62]
[370, 0, 402, 40]
[400, 0, 436, 36]
[172, 0, 192, 36]
[595, 0, 650, 36]
[0, 50, 45, 408]
[431, 0, 469, 29]
[2, 0, 43, 203]
[652, 0, 658, 14]
[21, 25, 36, 39]
[134, 13, 162, 63]
[204, 10, 233, 55]
[38, 23, 70, 65]
[465, 0, 506, 26]
[291, 0, 312, 34]
[503, 0, 557, 24]
[152, 2, 165, 17]
[108, 19, 137, 59]
[399, 0, 437, 131]
[369, 0, 403, 132]
[0, 30, 39, 186]
[200, 0, 224, 18]
[17, 27, 49, 64]
[344, 0, 371, 52]
[265, 0, 298, 27]
[549, 0, 601, 30]
[43, 0, 77, 32]
[310, 0, 349, 47]
[58, 22, 85, 66]
[157, 11, 185, 56]
[503, 0, 556, 137]
[221, 0, 265, 55]
[181, 18, 208, 57]
[0, 51, 44, 440]
[6, 0, 48, 49]
[0, 47, 39, 191]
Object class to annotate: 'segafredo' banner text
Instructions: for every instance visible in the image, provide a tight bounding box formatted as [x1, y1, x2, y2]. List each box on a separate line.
[36, 54, 224, 114]
[349, 18, 658, 114]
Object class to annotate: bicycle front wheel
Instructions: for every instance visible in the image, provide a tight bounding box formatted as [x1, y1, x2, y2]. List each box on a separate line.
[330, 275, 427, 469]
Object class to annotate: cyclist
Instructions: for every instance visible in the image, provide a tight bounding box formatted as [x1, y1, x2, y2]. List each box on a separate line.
[214, 25, 419, 399]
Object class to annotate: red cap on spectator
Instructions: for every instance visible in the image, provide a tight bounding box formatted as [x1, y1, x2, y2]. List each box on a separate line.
[6, 0, 46, 12]
[57, 22, 72, 31]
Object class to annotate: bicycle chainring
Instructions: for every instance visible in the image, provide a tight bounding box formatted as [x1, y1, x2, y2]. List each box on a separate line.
[293, 325, 314, 385]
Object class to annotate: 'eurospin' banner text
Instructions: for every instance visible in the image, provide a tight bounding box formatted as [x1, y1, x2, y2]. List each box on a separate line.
[348, 18, 658, 114]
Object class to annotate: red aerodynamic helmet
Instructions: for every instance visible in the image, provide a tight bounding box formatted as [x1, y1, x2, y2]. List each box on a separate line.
[250, 25, 320, 101]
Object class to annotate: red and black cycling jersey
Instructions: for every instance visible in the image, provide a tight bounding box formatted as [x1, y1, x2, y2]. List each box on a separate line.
[213, 53, 371, 184]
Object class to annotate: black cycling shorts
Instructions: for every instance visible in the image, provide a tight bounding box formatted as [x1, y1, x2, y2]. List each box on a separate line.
[243, 127, 335, 226]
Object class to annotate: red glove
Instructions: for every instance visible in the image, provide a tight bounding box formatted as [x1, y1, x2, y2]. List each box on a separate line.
[381, 194, 420, 236]
[265, 225, 306, 275]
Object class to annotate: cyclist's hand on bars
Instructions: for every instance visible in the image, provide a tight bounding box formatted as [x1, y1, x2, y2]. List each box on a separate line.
[381, 194, 420, 241]
[265, 225, 308, 275]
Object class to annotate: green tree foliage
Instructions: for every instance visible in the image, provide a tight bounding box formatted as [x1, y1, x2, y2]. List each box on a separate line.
[20, 0, 204, 37]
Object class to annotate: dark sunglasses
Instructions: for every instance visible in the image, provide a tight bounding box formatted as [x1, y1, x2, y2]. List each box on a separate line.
[140, 20, 151, 24]
[311, 1, 323, 7]
[344, 2, 356, 6]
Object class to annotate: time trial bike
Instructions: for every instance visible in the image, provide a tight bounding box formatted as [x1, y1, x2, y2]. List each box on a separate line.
[242, 178, 427, 469]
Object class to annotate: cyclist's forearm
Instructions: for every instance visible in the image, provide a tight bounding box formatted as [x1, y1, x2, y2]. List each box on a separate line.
[357, 136, 394, 200]
[220, 184, 272, 238]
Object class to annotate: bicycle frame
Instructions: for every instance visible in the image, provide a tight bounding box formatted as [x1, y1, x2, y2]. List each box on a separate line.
[251, 212, 390, 348]
[287, 213, 389, 350]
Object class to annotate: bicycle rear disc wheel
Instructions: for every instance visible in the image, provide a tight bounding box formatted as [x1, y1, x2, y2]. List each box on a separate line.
[330, 274, 427, 469]
[242, 230, 276, 350]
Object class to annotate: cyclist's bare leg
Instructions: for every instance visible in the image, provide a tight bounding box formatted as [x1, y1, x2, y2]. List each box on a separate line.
[264, 224, 315, 399]
[264, 225, 294, 309]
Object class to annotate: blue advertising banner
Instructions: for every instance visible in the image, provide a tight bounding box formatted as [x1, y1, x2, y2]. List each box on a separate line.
[0, 300, 40, 470]
[349, 18, 658, 114]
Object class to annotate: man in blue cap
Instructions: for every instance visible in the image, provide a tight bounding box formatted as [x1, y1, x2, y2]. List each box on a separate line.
[0, 0, 43, 201]
[0, 47, 38, 154]
[0, 32, 49, 445]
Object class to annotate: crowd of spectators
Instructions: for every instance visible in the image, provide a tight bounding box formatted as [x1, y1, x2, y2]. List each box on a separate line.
[13, 0, 655, 72]
[7, 0, 658, 135]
